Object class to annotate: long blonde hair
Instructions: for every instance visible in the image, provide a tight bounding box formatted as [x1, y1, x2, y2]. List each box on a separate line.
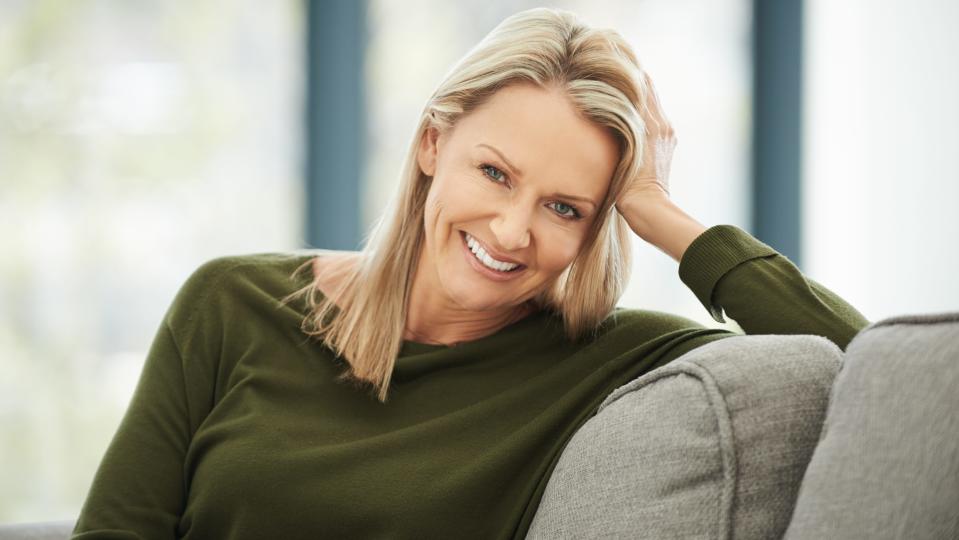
[283, 7, 651, 403]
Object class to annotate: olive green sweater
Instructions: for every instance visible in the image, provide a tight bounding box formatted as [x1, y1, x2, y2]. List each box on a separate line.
[72, 225, 869, 539]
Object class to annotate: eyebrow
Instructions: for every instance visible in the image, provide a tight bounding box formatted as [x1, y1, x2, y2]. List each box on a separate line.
[475, 143, 598, 210]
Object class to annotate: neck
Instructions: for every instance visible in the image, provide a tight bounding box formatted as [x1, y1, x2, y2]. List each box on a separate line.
[403, 250, 535, 346]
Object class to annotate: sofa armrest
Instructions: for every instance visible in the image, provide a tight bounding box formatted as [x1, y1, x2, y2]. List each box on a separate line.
[527, 334, 843, 540]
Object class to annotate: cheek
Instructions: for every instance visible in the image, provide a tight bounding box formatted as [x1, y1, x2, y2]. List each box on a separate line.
[422, 188, 440, 240]
[535, 230, 584, 273]
[428, 173, 488, 222]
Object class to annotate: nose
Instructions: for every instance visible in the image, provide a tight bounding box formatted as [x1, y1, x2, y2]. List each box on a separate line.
[489, 201, 532, 251]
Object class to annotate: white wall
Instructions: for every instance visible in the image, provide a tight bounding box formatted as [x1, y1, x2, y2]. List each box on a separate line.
[803, 0, 959, 321]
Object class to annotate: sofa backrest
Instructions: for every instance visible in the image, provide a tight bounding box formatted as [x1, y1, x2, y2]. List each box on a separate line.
[784, 311, 959, 539]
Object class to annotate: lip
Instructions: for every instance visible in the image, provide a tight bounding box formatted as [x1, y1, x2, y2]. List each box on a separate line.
[460, 231, 527, 281]
[462, 231, 525, 264]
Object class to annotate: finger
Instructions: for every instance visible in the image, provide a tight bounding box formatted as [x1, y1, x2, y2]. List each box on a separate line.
[642, 71, 669, 126]
[640, 85, 663, 131]
[643, 71, 663, 109]
[642, 112, 661, 136]
[639, 90, 666, 138]
[646, 102, 671, 138]
[638, 102, 660, 136]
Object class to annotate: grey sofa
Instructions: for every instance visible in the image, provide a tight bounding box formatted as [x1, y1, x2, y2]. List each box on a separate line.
[3, 312, 957, 540]
[528, 311, 959, 539]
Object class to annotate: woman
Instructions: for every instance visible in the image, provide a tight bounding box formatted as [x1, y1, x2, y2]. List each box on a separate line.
[73, 7, 869, 540]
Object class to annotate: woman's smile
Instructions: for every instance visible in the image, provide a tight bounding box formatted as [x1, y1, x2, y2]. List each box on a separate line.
[459, 230, 528, 282]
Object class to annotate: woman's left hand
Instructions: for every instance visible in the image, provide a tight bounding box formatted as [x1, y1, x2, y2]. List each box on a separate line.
[615, 71, 677, 210]
[614, 71, 706, 263]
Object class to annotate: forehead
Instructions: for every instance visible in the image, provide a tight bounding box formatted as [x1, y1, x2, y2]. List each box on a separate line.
[451, 83, 619, 200]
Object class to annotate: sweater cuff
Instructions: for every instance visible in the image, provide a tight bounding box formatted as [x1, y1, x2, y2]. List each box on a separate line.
[678, 224, 779, 323]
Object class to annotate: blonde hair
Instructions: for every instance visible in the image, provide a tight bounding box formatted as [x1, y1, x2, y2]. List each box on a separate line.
[283, 7, 651, 403]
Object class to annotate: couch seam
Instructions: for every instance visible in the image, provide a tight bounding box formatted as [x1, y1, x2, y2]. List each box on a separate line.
[683, 360, 737, 540]
[864, 312, 959, 330]
[595, 361, 737, 540]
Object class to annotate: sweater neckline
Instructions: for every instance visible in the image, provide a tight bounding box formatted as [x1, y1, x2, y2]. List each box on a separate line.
[398, 307, 551, 356]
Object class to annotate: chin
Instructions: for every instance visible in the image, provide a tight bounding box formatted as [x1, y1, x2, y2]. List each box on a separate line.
[441, 277, 516, 311]
[448, 286, 508, 311]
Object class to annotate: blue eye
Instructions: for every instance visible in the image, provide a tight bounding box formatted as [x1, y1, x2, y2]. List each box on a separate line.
[480, 164, 506, 183]
[549, 202, 581, 219]
[478, 163, 583, 221]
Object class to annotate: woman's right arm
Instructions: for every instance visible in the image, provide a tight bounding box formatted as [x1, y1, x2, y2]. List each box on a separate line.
[72, 321, 190, 539]
[72, 260, 228, 539]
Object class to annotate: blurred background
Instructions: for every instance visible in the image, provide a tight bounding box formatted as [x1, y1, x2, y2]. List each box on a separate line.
[0, 0, 956, 523]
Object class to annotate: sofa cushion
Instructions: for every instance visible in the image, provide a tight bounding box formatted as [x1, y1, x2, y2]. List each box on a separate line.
[527, 334, 843, 539]
[0, 519, 76, 540]
[783, 312, 959, 540]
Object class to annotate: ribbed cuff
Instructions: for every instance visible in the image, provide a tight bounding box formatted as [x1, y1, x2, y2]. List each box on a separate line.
[678, 224, 778, 323]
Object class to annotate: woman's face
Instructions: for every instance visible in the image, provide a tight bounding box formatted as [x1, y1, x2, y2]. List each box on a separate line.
[415, 82, 619, 313]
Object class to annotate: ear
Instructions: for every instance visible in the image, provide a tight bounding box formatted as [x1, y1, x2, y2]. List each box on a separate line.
[416, 126, 440, 177]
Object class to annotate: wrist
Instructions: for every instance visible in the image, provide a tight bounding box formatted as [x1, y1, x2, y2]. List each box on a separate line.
[618, 197, 708, 262]
[616, 195, 668, 238]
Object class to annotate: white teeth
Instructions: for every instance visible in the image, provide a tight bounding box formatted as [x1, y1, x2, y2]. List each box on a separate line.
[464, 233, 520, 272]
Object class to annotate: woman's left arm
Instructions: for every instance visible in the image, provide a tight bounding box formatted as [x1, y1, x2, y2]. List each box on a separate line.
[620, 194, 870, 352]
[616, 71, 869, 351]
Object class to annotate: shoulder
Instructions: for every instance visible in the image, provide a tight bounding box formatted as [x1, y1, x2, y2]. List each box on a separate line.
[181, 252, 315, 292]
[598, 307, 706, 339]
[166, 252, 320, 325]
[177, 250, 362, 301]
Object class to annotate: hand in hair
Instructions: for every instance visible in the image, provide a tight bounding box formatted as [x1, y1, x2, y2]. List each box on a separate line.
[618, 71, 676, 206]
[615, 71, 706, 263]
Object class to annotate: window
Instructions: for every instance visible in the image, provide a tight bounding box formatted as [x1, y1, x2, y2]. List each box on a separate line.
[802, 0, 959, 319]
[0, 1, 304, 521]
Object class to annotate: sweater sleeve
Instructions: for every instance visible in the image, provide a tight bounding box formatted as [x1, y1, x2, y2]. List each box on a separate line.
[677, 224, 869, 351]
[72, 259, 229, 539]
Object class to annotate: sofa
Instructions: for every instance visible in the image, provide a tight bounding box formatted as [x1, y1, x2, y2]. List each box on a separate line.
[3, 311, 957, 540]
[527, 311, 959, 539]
